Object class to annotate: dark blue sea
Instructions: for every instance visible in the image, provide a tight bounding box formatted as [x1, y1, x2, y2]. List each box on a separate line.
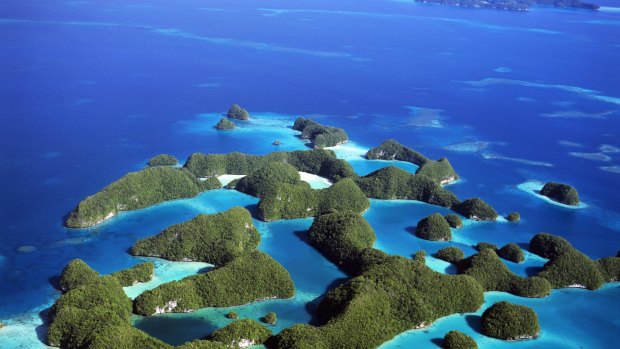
[1, 0, 619, 348]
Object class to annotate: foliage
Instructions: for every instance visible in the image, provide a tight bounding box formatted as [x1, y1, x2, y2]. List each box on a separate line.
[308, 211, 376, 275]
[413, 250, 427, 263]
[176, 340, 226, 349]
[597, 257, 620, 282]
[270, 324, 328, 349]
[209, 319, 271, 348]
[48, 275, 133, 348]
[184, 149, 354, 182]
[270, 209, 484, 349]
[443, 330, 478, 349]
[110, 262, 155, 287]
[365, 139, 429, 165]
[415, 213, 452, 241]
[497, 243, 524, 263]
[309, 256, 484, 349]
[453, 198, 498, 221]
[88, 325, 172, 349]
[353, 166, 459, 207]
[262, 312, 277, 325]
[436, 247, 465, 264]
[215, 118, 235, 130]
[458, 249, 551, 298]
[133, 251, 294, 315]
[540, 182, 580, 206]
[257, 183, 319, 221]
[475, 242, 497, 251]
[317, 178, 370, 215]
[66, 167, 219, 228]
[529, 233, 573, 260]
[234, 162, 301, 198]
[444, 214, 463, 228]
[226, 312, 238, 319]
[131, 207, 260, 265]
[48, 306, 129, 349]
[148, 154, 178, 167]
[506, 212, 520, 222]
[416, 158, 459, 184]
[226, 104, 249, 120]
[481, 301, 540, 340]
[257, 178, 369, 221]
[538, 249, 605, 290]
[293, 117, 348, 148]
[59, 259, 100, 292]
[365, 139, 458, 183]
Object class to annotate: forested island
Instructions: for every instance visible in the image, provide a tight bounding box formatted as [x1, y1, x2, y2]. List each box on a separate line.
[540, 182, 580, 206]
[293, 117, 348, 148]
[53, 115, 620, 349]
[366, 139, 459, 184]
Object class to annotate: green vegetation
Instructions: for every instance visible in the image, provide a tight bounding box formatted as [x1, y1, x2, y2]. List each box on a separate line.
[481, 301, 539, 340]
[415, 213, 452, 241]
[184, 149, 354, 182]
[365, 139, 458, 183]
[131, 207, 260, 265]
[257, 183, 318, 221]
[134, 251, 294, 315]
[540, 182, 580, 206]
[538, 249, 604, 290]
[59, 259, 100, 292]
[257, 178, 369, 221]
[66, 167, 220, 228]
[416, 158, 459, 184]
[597, 257, 620, 282]
[308, 211, 376, 275]
[293, 117, 348, 148]
[262, 312, 277, 325]
[215, 118, 235, 130]
[50, 258, 279, 349]
[226, 104, 249, 120]
[175, 340, 225, 349]
[273, 255, 484, 349]
[529, 233, 605, 290]
[148, 154, 179, 167]
[317, 178, 369, 215]
[458, 249, 551, 298]
[413, 250, 427, 263]
[444, 214, 463, 228]
[271, 324, 328, 349]
[453, 198, 498, 221]
[443, 330, 478, 349]
[529, 233, 573, 260]
[475, 242, 498, 251]
[47, 276, 134, 348]
[506, 212, 520, 222]
[271, 211, 483, 349]
[87, 325, 172, 349]
[226, 312, 238, 319]
[234, 162, 301, 198]
[365, 139, 429, 165]
[110, 262, 154, 287]
[209, 319, 271, 348]
[497, 243, 524, 263]
[353, 166, 459, 207]
[436, 247, 465, 264]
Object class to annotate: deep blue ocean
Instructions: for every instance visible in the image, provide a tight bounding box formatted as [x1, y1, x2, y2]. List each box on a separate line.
[1, 0, 619, 348]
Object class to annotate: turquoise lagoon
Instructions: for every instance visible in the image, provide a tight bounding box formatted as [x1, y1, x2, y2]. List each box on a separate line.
[1, 0, 620, 348]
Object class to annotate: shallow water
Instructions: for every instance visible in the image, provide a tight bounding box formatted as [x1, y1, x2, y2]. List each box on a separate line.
[1, 0, 619, 347]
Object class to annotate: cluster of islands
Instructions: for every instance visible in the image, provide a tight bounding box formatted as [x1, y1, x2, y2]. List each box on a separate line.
[414, 0, 600, 11]
[46, 105, 619, 349]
